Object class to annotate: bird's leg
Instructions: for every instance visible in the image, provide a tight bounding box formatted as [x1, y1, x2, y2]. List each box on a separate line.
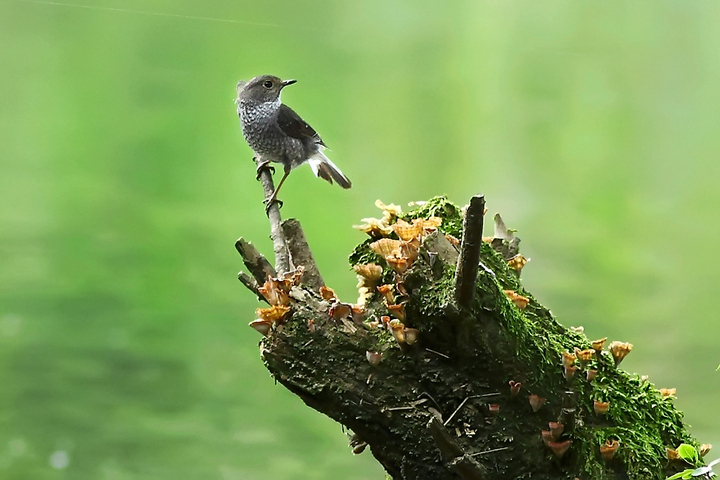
[264, 165, 291, 214]
[255, 158, 275, 180]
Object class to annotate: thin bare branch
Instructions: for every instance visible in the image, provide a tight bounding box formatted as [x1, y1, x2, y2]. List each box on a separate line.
[254, 160, 291, 274]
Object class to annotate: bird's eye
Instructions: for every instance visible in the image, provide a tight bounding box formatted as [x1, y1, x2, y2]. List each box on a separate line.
[262, 80, 273, 89]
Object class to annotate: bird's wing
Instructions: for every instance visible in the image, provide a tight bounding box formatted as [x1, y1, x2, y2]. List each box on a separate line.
[276, 104, 326, 147]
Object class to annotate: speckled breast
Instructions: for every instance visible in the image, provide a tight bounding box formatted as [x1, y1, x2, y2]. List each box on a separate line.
[239, 102, 306, 167]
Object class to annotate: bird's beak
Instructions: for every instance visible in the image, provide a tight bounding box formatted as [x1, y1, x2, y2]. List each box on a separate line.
[281, 79, 297, 88]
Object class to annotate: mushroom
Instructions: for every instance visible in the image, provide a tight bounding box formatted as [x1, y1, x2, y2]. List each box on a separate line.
[593, 400, 610, 415]
[366, 351, 383, 367]
[600, 438, 620, 462]
[546, 440, 572, 459]
[561, 351, 577, 369]
[529, 394, 546, 412]
[591, 337, 607, 353]
[608, 341, 633, 366]
[548, 422, 564, 441]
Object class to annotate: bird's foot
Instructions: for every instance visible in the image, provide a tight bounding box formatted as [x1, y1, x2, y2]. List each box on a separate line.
[255, 160, 275, 180]
[263, 195, 283, 215]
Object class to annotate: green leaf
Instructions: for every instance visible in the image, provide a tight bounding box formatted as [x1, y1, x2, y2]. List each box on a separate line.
[677, 444, 699, 464]
[666, 469, 695, 480]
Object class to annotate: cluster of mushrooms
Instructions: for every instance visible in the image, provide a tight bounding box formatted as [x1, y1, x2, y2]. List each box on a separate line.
[528, 337, 627, 461]
[532, 335, 705, 462]
[248, 267, 305, 336]
[353, 200, 447, 364]
[248, 200, 446, 353]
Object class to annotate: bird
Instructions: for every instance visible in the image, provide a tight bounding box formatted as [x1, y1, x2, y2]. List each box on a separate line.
[236, 75, 351, 209]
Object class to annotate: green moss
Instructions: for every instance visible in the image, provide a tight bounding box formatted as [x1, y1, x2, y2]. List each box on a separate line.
[412, 263, 456, 317]
[367, 196, 697, 479]
[473, 237, 695, 478]
[401, 195, 464, 238]
[348, 237, 385, 267]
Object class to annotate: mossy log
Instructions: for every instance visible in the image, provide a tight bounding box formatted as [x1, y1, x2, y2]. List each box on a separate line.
[237, 196, 702, 480]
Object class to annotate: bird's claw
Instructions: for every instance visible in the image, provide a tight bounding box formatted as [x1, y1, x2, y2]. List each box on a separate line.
[255, 161, 275, 180]
[263, 197, 283, 214]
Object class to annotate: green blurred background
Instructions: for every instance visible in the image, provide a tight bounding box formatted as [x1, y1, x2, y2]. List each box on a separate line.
[1, 1, 719, 478]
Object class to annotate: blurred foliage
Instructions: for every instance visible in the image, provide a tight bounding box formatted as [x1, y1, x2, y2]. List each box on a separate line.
[1, 1, 719, 479]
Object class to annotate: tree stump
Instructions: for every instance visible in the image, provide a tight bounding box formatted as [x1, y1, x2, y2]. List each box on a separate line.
[236, 195, 704, 480]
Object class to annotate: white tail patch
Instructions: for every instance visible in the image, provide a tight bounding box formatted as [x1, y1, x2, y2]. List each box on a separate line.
[307, 152, 352, 188]
[308, 156, 323, 177]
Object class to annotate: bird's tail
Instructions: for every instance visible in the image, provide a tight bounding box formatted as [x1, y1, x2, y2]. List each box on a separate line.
[308, 152, 352, 189]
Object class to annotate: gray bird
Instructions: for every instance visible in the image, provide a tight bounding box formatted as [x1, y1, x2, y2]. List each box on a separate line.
[236, 75, 351, 208]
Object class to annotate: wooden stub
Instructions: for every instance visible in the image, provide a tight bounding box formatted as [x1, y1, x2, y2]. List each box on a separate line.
[235, 237, 276, 283]
[281, 218, 324, 291]
[454, 195, 486, 310]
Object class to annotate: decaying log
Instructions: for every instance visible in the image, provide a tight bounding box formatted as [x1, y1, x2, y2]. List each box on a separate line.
[236, 195, 704, 480]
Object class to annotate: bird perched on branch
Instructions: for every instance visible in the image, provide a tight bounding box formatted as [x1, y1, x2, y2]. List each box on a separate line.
[236, 75, 351, 209]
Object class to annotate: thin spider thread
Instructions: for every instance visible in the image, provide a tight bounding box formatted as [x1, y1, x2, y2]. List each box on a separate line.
[18, 0, 291, 29]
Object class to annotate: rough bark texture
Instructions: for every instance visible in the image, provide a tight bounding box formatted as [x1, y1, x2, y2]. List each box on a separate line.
[237, 196, 702, 480]
[281, 218, 324, 292]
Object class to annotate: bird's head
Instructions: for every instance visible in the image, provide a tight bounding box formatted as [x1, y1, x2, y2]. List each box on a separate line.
[236, 75, 296, 105]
